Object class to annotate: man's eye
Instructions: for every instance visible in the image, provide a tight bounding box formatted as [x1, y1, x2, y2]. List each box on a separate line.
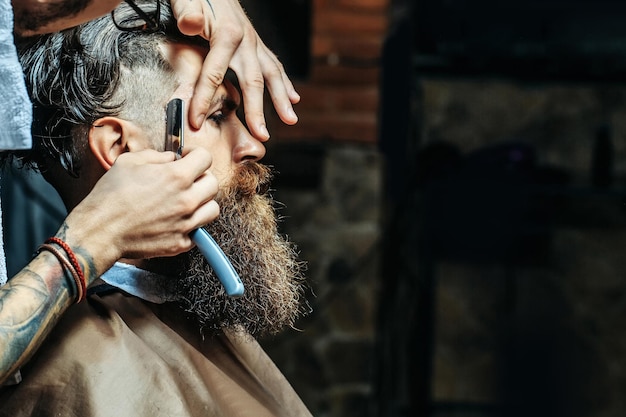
[208, 111, 226, 125]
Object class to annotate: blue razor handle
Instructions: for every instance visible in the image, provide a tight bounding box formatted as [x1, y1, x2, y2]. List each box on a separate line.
[189, 227, 244, 297]
[166, 98, 244, 298]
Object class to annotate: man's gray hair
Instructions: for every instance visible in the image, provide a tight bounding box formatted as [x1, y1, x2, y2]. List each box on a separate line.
[13, 0, 194, 177]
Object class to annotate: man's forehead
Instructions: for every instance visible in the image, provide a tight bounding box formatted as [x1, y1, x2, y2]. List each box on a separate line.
[159, 42, 209, 101]
[171, 84, 195, 101]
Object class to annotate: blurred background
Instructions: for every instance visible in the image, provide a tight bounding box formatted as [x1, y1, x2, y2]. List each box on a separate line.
[4, 0, 626, 416]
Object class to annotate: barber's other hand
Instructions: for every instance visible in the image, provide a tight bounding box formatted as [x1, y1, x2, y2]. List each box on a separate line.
[64, 148, 219, 275]
[171, 0, 300, 140]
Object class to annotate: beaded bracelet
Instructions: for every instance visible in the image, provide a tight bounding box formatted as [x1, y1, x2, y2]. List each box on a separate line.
[45, 237, 86, 296]
[38, 243, 84, 303]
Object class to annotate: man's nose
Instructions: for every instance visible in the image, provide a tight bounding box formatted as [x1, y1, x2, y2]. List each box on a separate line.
[233, 124, 266, 163]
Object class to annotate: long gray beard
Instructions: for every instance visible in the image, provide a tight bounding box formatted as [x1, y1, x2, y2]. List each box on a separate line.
[174, 162, 307, 337]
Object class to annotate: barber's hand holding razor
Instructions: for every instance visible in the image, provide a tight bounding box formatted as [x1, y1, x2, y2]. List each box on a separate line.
[65, 147, 219, 278]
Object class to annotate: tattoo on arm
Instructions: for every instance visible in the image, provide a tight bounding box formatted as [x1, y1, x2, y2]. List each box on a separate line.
[0, 252, 74, 385]
[0, 216, 107, 384]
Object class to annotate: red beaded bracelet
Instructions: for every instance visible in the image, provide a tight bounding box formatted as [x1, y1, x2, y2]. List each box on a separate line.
[45, 237, 87, 303]
[38, 243, 84, 303]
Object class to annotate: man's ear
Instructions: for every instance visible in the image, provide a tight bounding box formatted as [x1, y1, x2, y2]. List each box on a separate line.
[89, 117, 126, 171]
[89, 117, 149, 170]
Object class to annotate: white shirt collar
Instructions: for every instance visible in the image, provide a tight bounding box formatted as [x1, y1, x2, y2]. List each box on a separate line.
[100, 262, 180, 304]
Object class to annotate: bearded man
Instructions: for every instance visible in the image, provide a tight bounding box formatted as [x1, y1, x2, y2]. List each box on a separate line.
[0, 1, 310, 415]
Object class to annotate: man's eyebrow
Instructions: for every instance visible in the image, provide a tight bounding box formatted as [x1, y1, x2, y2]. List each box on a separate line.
[213, 94, 238, 112]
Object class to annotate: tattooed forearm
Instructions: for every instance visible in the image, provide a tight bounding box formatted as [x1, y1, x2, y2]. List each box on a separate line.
[0, 252, 74, 385]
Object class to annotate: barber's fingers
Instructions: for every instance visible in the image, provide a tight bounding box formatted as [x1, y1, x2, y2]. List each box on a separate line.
[171, 0, 300, 139]
[170, 0, 209, 36]
[171, 0, 243, 129]
[225, 29, 267, 140]
[187, 197, 220, 234]
[190, 33, 242, 129]
[115, 148, 177, 165]
[173, 146, 214, 181]
[170, 150, 221, 255]
[180, 148, 221, 231]
[116, 147, 218, 224]
[220, 31, 300, 141]
[234, 39, 299, 132]
[171, 0, 228, 131]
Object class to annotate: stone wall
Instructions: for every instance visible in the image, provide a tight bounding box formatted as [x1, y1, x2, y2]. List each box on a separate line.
[255, 0, 390, 412]
[260, 143, 383, 417]
[260, 78, 626, 417]
[415, 78, 626, 417]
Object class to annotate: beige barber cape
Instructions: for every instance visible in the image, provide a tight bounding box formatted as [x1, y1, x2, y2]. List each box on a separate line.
[0, 289, 311, 416]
